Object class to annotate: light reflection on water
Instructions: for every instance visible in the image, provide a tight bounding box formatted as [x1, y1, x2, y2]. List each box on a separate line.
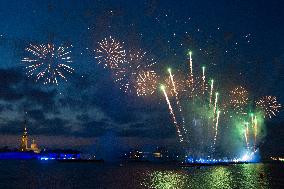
[0, 161, 282, 189]
[141, 170, 188, 189]
[141, 164, 271, 189]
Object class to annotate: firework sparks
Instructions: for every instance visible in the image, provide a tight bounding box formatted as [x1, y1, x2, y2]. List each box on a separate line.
[244, 122, 249, 149]
[168, 68, 187, 136]
[213, 110, 221, 147]
[135, 70, 158, 96]
[185, 50, 195, 98]
[184, 76, 206, 98]
[22, 43, 74, 85]
[161, 85, 183, 142]
[158, 51, 280, 160]
[256, 96, 282, 118]
[253, 116, 258, 150]
[114, 49, 156, 93]
[187, 51, 193, 77]
[209, 79, 214, 105]
[95, 36, 126, 69]
[246, 122, 249, 146]
[165, 72, 186, 97]
[229, 86, 249, 114]
[213, 92, 219, 121]
[202, 66, 206, 94]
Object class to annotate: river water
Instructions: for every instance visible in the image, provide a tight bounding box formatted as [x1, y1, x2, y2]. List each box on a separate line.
[0, 161, 283, 189]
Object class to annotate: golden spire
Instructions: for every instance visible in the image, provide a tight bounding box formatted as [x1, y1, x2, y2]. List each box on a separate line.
[23, 119, 27, 135]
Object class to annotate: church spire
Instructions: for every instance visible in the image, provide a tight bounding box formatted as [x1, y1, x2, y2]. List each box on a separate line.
[24, 120, 27, 135]
[19, 119, 29, 151]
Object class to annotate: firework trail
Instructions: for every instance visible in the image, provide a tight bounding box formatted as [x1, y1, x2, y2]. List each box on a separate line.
[22, 43, 74, 85]
[164, 71, 187, 97]
[256, 96, 282, 118]
[202, 66, 206, 94]
[213, 110, 221, 147]
[244, 122, 249, 149]
[161, 85, 183, 142]
[246, 122, 249, 145]
[186, 51, 195, 98]
[188, 51, 193, 77]
[95, 36, 126, 69]
[253, 116, 258, 150]
[213, 92, 219, 122]
[135, 70, 158, 96]
[158, 50, 281, 161]
[168, 68, 187, 136]
[209, 79, 214, 105]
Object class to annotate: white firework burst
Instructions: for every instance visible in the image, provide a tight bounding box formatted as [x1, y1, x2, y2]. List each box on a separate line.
[95, 36, 126, 69]
[22, 43, 74, 85]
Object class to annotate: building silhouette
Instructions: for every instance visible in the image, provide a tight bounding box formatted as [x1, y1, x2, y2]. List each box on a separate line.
[19, 121, 40, 153]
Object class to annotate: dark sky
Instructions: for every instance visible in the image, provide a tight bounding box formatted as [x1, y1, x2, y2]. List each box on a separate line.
[0, 0, 283, 155]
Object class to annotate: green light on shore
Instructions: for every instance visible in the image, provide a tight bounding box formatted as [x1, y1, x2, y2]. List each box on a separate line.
[167, 68, 171, 73]
[160, 85, 165, 90]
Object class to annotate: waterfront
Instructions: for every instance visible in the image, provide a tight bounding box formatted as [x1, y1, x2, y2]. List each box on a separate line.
[0, 161, 283, 189]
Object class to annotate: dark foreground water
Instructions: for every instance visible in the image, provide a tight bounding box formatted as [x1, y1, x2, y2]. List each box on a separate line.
[0, 161, 283, 189]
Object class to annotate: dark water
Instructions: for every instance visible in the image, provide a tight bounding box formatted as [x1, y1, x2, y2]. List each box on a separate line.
[0, 161, 283, 189]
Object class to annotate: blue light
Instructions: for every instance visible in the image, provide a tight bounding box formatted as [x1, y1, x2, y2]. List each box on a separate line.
[40, 157, 49, 161]
[184, 152, 258, 164]
[39, 153, 80, 161]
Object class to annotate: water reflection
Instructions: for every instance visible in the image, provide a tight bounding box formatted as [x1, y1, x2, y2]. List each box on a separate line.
[141, 170, 188, 189]
[206, 166, 233, 188]
[141, 164, 270, 189]
[237, 164, 269, 189]
[0, 161, 278, 189]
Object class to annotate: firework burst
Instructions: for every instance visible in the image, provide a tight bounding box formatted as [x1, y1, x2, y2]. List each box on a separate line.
[135, 70, 158, 96]
[21, 43, 74, 85]
[95, 36, 126, 69]
[155, 49, 284, 163]
[157, 50, 282, 161]
[229, 86, 249, 114]
[114, 49, 156, 93]
[256, 96, 281, 118]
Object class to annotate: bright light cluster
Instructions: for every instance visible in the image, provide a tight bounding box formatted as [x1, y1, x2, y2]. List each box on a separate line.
[136, 70, 158, 96]
[95, 36, 126, 69]
[256, 96, 281, 118]
[114, 49, 157, 93]
[229, 86, 249, 114]
[22, 43, 74, 85]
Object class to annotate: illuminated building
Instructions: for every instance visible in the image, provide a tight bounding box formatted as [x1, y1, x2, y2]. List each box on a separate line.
[19, 122, 41, 153]
[19, 124, 28, 151]
[153, 147, 169, 159]
[31, 139, 41, 153]
[0, 123, 81, 160]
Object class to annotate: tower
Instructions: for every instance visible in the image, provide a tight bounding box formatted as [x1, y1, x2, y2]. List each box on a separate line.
[19, 121, 28, 151]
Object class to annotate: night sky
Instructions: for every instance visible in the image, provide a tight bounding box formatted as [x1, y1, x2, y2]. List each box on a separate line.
[0, 0, 283, 157]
